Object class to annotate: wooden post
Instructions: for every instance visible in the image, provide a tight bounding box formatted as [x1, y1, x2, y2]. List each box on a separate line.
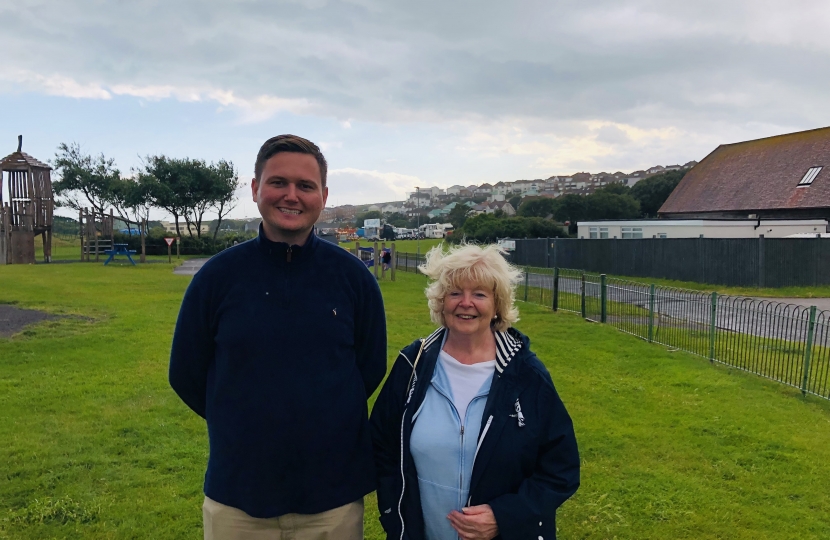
[176, 236, 180, 259]
[140, 219, 146, 263]
[391, 242, 396, 282]
[168, 240, 172, 263]
[381, 242, 387, 279]
[84, 208, 90, 262]
[110, 208, 114, 247]
[79, 208, 85, 262]
[0, 204, 9, 265]
[354, 240, 359, 257]
[94, 210, 100, 262]
[373, 241, 379, 279]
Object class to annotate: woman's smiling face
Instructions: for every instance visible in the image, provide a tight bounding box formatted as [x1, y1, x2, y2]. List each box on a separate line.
[442, 282, 496, 338]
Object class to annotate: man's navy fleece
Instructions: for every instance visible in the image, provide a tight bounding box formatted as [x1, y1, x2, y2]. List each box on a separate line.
[169, 229, 387, 519]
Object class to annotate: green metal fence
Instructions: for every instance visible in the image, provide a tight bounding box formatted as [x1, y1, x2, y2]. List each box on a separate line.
[395, 252, 830, 401]
[524, 266, 830, 400]
[395, 251, 426, 274]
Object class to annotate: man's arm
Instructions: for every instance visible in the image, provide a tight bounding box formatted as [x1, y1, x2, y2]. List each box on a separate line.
[169, 273, 215, 418]
[354, 270, 387, 397]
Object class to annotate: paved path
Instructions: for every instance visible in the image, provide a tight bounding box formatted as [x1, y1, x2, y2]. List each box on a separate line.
[174, 258, 210, 276]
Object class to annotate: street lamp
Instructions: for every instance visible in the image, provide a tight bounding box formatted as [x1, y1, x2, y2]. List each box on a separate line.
[415, 186, 420, 259]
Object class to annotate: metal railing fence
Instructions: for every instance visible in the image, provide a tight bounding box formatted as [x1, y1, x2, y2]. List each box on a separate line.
[522, 265, 830, 400]
[395, 252, 830, 401]
[395, 251, 425, 274]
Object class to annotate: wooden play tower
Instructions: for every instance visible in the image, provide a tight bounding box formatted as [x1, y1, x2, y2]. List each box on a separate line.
[0, 136, 55, 264]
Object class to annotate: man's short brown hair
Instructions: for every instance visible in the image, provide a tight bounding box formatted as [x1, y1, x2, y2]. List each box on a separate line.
[255, 135, 328, 187]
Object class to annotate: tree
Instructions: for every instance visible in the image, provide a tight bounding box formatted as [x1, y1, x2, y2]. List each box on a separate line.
[141, 156, 192, 237]
[108, 175, 154, 234]
[594, 183, 630, 196]
[52, 142, 120, 213]
[584, 192, 640, 220]
[518, 197, 557, 218]
[210, 161, 240, 241]
[385, 212, 411, 228]
[630, 170, 687, 217]
[455, 214, 567, 242]
[447, 204, 472, 229]
[508, 195, 522, 210]
[183, 159, 217, 238]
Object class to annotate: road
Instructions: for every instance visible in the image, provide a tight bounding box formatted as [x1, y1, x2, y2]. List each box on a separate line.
[173, 258, 210, 276]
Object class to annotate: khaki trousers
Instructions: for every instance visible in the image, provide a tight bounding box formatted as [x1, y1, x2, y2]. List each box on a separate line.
[203, 497, 364, 540]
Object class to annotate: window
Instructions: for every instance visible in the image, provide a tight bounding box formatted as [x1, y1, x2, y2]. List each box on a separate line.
[799, 166, 822, 186]
[657, 233, 667, 239]
[621, 227, 643, 239]
[589, 226, 598, 239]
[600, 227, 609, 239]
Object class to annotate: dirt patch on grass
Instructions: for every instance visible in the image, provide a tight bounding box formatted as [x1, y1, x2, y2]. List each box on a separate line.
[0, 304, 58, 338]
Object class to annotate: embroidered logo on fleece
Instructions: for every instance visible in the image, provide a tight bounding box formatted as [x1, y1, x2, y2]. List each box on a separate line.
[509, 398, 525, 427]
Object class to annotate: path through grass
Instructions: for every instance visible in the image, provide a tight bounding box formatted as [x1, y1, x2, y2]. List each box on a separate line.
[0, 265, 829, 538]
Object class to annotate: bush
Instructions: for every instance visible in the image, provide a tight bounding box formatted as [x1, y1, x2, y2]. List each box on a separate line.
[112, 230, 256, 255]
[449, 214, 568, 243]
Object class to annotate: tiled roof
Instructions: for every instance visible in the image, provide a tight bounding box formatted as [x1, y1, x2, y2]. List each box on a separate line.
[659, 126, 830, 215]
[0, 151, 51, 170]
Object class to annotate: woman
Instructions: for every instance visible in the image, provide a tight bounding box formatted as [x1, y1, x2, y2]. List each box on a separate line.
[371, 244, 580, 540]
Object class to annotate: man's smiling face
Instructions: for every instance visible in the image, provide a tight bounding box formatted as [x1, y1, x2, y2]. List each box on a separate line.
[252, 152, 328, 245]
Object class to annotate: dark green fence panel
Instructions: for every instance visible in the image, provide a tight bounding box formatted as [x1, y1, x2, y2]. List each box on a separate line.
[512, 237, 830, 288]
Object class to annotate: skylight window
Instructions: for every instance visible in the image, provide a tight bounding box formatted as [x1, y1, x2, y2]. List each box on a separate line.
[799, 166, 822, 186]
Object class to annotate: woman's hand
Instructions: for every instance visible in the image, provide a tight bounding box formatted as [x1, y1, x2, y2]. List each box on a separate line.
[447, 504, 499, 540]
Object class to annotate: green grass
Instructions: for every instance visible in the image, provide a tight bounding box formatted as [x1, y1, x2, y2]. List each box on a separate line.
[339, 239, 445, 254]
[1, 266, 830, 538]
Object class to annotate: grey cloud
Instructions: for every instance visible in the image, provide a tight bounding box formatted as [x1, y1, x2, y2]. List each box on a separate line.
[1, 0, 829, 133]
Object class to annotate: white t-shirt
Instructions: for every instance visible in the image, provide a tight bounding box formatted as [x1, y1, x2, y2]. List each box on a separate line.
[438, 350, 497, 423]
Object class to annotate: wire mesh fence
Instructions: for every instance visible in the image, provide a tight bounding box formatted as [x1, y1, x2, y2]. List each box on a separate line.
[396, 252, 830, 402]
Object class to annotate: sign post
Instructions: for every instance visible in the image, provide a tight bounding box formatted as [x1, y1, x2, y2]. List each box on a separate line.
[164, 237, 175, 263]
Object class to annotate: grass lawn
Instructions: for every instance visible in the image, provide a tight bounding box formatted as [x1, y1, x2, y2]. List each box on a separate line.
[338, 238, 445, 254]
[1, 265, 829, 538]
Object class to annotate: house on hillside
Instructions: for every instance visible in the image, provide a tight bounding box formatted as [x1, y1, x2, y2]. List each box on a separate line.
[659, 126, 830, 222]
[493, 181, 510, 196]
[475, 183, 493, 196]
[512, 180, 532, 194]
[490, 201, 516, 215]
[408, 192, 432, 208]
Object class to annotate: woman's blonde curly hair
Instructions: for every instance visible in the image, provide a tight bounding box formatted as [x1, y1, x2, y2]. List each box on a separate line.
[418, 243, 523, 332]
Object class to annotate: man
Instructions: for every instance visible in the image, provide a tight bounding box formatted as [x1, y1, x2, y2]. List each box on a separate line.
[169, 135, 387, 539]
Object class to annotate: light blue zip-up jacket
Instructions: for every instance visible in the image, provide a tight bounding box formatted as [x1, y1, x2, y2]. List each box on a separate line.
[410, 357, 495, 540]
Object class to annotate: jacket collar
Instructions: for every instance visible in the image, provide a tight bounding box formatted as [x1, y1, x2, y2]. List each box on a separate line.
[421, 327, 524, 375]
[255, 223, 319, 262]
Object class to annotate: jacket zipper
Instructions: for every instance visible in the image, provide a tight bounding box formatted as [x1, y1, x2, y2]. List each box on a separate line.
[460, 425, 465, 490]
[397, 410, 408, 540]
[286, 246, 292, 262]
[467, 414, 494, 506]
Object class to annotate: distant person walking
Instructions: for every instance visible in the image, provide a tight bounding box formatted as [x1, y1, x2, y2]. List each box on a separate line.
[170, 135, 387, 540]
[382, 249, 392, 271]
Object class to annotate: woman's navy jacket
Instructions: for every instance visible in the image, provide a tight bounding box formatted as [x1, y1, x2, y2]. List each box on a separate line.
[370, 327, 580, 540]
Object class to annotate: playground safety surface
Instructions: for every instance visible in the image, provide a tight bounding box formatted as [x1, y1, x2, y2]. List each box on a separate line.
[0, 304, 56, 338]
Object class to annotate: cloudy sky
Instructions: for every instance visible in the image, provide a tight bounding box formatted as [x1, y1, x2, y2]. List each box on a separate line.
[2, 0, 829, 219]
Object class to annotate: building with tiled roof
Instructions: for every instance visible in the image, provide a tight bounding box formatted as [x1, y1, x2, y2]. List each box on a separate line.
[659, 126, 830, 220]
